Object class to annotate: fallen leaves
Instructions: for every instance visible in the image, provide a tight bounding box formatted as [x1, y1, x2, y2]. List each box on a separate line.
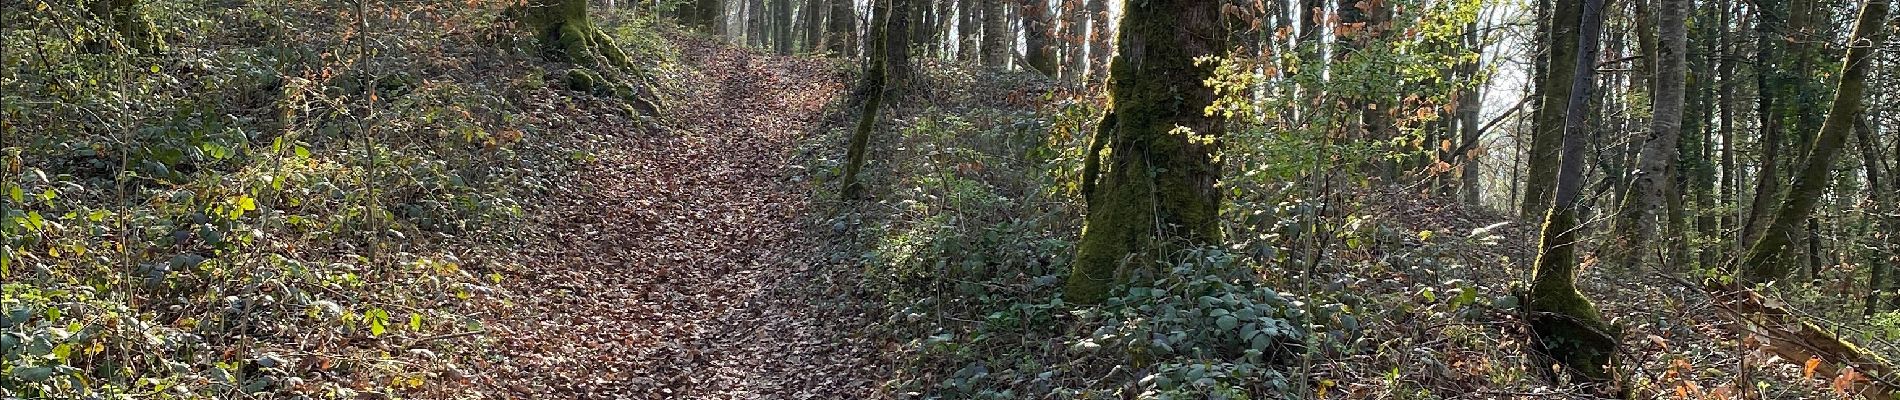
[485, 34, 883, 399]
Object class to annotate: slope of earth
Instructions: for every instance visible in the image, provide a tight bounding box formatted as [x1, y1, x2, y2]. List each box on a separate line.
[484, 35, 886, 399]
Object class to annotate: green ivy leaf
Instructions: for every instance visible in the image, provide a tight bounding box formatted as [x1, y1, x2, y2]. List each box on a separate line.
[366, 308, 390, 337]
[10, 366, 55, 383]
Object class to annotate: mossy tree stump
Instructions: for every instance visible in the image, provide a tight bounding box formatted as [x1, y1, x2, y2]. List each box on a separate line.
[517, 0, 632, 69]
[512, 0, 659, 114]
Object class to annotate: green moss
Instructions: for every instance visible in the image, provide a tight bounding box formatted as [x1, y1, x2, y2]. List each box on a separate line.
[565, 69, 599, 92]
[1527, 207, 1620, 385]
[1522, 0, 1584, 218]
[1064, 0, 1227, 304]
[515, 0, 633, 70]
[840, 0, 891, 199]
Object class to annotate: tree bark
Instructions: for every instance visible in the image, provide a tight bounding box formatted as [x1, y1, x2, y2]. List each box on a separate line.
[1859, 114, 1895, 314]
[1084, 0, 1110, 82]
[1740, 0, 1787, 251]
[1060, 0, 1087, 81]
[750, 0, 768, 47]
[1066, 0, 1228, 304]
[826, 0, 857, 55]
[1020, 0, 1056, 75]
[694, 0, 726, 34]
[774, 0, 795, 54]
[1736, 0, 1889, 283]
[1458, 21, 1484, 207]
[1527, 0, 1618, 386]
[887, 0, 915, 86]
[980, 0, 1008, 68]
[842, 0, 893, 199]
[1606, 0, 1686, 272]
[958, 0, 980, 61]
[804, 0, 827, 51]
[1521, 0, 1582, 219]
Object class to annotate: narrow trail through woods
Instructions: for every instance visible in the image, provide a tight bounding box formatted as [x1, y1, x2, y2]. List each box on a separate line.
[490, 38, 884, 399]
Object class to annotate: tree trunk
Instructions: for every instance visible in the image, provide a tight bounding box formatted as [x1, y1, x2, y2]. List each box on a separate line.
[980, 0, 1008, 68]
[1736, 0, 1889, 283]
[958, 0, 980, 61]
[1740, 0, 1787, 251]
[1065, 0, 1228, 304]
[1606, 0, 1686, 272]
[804, 0, 827, 51]
[1526, 0, 1618, 387]
[1689, 0, 1719, 269]
[1521, 0, 1582, 219]
[1060, 0, 1087, 81]
[1458, 21, 1483, 207]
[842, 0, 893, 198]
[774, 0, 795, 54]
[826, 0, 857, 55]
[694, 0, 726, 34]
[1717, 0, 1738, 253]
[750, 0, 768, 47]
[887, 0, 915, 86]
[1860, 114, 1894, 315]
[1020, 0, 1056, 75]
[1084, 0, 1110, 82]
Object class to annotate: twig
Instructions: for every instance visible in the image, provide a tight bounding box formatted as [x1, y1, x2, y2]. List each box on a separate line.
[406, 330, 487, 348]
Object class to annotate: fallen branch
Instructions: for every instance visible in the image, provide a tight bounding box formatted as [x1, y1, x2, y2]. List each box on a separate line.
[1703, 281, 1900, 400]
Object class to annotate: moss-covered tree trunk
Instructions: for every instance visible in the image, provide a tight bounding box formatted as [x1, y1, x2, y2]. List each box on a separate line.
[1064, 0, 1227, 304]
[1526, 0, 1618, 386]
[1520, 0, 1581, 219]
[841, 0, 891, 198]
[1737, 0, 1889, 282]
[1606, 0, 1686, 272]
[518, 0, 632, 69]
[86, 0, 159, 53]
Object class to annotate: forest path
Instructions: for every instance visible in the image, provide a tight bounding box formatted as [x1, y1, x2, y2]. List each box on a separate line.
[489, 36, 884, 399]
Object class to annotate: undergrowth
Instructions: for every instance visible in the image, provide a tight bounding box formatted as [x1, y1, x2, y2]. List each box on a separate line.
[2, 1, 672, 397]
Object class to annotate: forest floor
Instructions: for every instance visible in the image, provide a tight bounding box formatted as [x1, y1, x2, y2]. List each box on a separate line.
[483, 37, 886, 399]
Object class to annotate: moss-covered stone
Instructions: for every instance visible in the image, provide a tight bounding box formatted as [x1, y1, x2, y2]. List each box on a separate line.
[1064, 0, 1228, 304]
[566, 68, 599, 92]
